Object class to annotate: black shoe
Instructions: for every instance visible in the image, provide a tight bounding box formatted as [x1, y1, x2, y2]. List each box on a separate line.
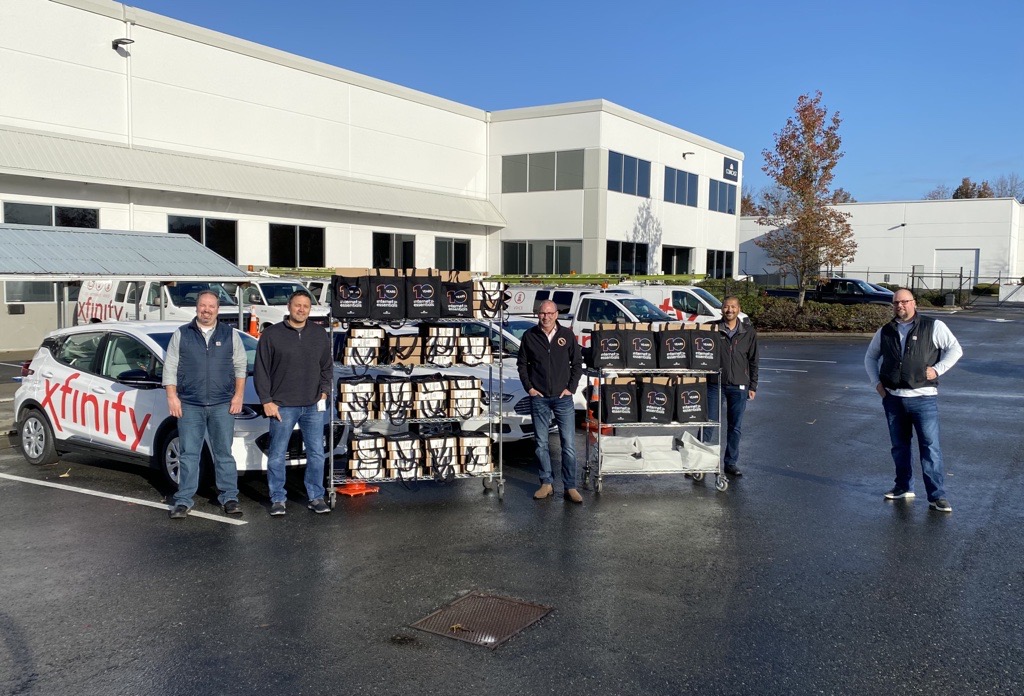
[884, 487, 916, 500]
[929, 498, 953, 513]
[307, 498, 331, 514]
[168, 504, 189, 520]
[724, 465, 743, 477]
[222, 500, 243, 516]
[269, 501, 287, 516]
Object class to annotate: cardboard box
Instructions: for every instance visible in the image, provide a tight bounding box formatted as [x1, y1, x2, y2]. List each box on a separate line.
[422, 435, 461, 476]
[342, 346, 379, 366]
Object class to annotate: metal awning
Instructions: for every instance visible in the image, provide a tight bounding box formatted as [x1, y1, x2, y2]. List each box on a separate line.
[0, 127, 506, 229]
[0, 224, 250, 282]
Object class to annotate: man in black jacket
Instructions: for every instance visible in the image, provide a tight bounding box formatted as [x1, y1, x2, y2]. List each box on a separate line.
[517, 300, 584, 503]
[706, 296, 758, 478]
[255, 290, 333, 516]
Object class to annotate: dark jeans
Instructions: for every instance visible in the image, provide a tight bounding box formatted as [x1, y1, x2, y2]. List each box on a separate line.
[529, 395, 577, 489]
[706, 384, 749, 468]
[882, 394, 945, 501]
[173, 402, 238, 508]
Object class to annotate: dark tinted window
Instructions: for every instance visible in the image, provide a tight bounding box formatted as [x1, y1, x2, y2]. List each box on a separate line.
[4, 202, 51, 225]
[529, 152, 556, 192]
[298, 226, 324, 267]
[55, 207, 98, 228]
[637, 159, 651, 198]
[502, 154, 528, 193]
[556, 150, 585, 190]
[168, 215, 202, 242]
[269, 224, 296, 267]
[204, 219, 237, 263]
[608, 151, 623, 192]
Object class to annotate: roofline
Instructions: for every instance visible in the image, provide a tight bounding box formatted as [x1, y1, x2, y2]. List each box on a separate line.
[50, 0, 488, 121]
[489, 99, 745, 160]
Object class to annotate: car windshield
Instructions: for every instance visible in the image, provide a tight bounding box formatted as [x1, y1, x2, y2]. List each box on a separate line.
[165, 282, 238, 307]
[504, 320, 535, 341]
[689, 287, 722, 309]
[260, 282, 316, 306]
[855, 280, 882, 294]
[620, 298, 671, 321]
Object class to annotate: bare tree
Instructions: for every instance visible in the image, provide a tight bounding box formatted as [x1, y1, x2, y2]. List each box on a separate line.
[755, 91, 856, 307]
[992, 173, 1024, 202]
[924, 184, 951, 200]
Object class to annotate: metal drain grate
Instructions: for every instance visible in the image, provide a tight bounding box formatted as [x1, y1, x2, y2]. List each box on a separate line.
[410, 591, 553, 649]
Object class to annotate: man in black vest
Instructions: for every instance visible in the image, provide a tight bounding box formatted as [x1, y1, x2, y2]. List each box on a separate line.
[864, 288, 962, 513]
[164, 290, 247, 519]
[517, 300, 584, 503]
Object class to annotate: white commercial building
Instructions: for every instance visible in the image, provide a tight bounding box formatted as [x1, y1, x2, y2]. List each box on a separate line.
[0, 0, 744, 350]
[739, 198, 1024, 289]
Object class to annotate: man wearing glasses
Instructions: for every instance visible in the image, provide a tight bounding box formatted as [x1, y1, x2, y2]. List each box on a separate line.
[864, 289, 962, 513]
[517, 300, 584, 503]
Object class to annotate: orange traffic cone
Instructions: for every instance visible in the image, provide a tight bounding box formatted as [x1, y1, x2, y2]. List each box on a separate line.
[584, 377, 612, 438]
[247, 311, 259, 337]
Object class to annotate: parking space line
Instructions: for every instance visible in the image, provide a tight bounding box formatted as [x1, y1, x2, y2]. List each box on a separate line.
[760, 368, 808, 373]
[762, 358, 837, 363]
[0, 472, 247, 525]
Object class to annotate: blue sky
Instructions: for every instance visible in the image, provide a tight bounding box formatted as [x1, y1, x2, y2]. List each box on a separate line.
[128, 0, 1023, 203]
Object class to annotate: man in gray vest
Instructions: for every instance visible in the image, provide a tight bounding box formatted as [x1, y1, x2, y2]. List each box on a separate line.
[163, 290, 247, 519]
[864, 288, 962, 513]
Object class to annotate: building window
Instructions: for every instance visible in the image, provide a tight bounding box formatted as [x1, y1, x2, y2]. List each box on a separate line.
[5, 281, 55, 303]
[501, 240, 581, 274]
[435, 238, 470, 271]
[608, 152, 651, 197]
[706, 249, 735, 279]
[664, 168, 699, 207]
[269, 224, 325, 268]
[501, 150, 585, 193]
[606, 241, 649, 275]
[3, 202, 99, 228]
[708, 179, 738, 215]
[372, 232, 415, 269]
[169, 216, 238, 263]
[662, 246, 692, 275]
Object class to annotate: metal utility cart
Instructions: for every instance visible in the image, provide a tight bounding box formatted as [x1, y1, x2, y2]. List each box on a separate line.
[325, 316, 507, 507]
[581, 367, 727, 492]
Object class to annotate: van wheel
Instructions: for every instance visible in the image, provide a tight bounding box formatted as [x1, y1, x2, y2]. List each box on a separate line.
[18, 409, 59, 466]
[154, 427, 181, 491]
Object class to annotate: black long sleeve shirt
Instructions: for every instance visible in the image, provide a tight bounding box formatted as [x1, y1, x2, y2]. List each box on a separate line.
[254, 320, 332, 407]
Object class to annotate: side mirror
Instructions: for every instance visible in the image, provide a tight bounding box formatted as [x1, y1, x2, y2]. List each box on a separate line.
[117, 369, 162, 389]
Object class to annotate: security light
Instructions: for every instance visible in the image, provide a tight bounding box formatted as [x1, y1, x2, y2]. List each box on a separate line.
[112, 38, 134, 50]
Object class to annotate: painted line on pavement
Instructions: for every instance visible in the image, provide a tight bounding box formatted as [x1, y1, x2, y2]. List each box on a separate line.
[0, 472, 247, 525]
[760, 368, 809, 373]
[762, 358, 837, 363]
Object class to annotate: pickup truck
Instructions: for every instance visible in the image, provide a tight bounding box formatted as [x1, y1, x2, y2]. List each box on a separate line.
[765, 278, 893, 305]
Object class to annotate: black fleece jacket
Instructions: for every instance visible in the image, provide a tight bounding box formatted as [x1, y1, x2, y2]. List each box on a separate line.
[712, 318, 759, 391]
[517, 324, 583, 397]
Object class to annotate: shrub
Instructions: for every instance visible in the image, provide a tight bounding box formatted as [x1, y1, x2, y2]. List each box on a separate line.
[745, 297, 890, 332]
[972, 283, 999, 296]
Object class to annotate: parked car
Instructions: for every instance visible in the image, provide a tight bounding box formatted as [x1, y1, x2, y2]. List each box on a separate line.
[224, 277, 332, 332]
[606, 284, 742, 323]
[75, 278, 248, 328]
[15, 322, 347, 488]
[765, 278, 894, 305]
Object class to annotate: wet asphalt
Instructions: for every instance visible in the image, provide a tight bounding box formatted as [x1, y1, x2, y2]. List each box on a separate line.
[1, 307, 1023, 695]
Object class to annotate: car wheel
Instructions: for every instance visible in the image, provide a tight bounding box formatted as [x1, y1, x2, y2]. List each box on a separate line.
[154, 427, 181, 490]
[18, 409, 59, 466]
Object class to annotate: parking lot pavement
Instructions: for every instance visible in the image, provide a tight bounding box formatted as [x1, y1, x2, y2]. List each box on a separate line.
[2, 310, 1024, 695]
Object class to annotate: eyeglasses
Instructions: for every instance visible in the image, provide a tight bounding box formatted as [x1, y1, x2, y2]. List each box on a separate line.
[538, 312, 558, 316]
[892, 300, 915, 305]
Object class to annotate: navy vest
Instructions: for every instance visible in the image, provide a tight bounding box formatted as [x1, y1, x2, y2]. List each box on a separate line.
[175, 320, 236, 406]
[879, 315, 939, 390]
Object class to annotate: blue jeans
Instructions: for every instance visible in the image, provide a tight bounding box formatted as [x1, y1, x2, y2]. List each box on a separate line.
[267, 404, 328, 503]
[705, 384, 749, 468]
[173, 403, 238, 508]
[882, 394, 945, 501]
[530, 395, 577, 489]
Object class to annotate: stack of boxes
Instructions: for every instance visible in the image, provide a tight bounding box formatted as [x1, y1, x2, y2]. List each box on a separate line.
[336, 376, 376, 426]
[349, 433, 387, 480]
[422, 324, 458, 367]
[376, 376, 414, 423]
[342, 325, 385, 366]
[449, 377, 484, 419]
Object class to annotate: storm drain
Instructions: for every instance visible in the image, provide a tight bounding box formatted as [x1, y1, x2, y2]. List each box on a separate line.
[410, 591, 553, 649]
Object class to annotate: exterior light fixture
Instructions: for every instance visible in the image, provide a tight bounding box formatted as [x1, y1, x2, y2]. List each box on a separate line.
[112, 37, 134, 50]
[681, 151, 695, 159]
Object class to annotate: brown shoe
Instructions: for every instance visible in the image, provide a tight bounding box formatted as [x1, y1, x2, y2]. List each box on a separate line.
[564, 488, 583, 504]
[534, 484, 554, 500]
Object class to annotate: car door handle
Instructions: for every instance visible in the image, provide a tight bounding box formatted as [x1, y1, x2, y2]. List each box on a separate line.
[92, 386, 108, 394]
[41, 370, 55, 378]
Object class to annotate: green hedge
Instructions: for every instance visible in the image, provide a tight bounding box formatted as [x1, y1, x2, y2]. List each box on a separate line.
[742, 297, 891, 332]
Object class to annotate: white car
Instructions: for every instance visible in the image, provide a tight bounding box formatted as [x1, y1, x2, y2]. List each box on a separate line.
[225, 278, 333, 333]
[15, 322, 347, 488]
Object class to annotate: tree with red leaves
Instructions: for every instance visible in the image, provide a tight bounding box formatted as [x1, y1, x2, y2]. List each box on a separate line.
[755, 91, 856, 307]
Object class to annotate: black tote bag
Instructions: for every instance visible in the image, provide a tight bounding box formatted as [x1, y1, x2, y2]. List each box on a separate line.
[331, 273, 370, 320]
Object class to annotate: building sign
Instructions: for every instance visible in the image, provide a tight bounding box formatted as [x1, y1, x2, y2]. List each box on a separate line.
[723, 158, 739, 182]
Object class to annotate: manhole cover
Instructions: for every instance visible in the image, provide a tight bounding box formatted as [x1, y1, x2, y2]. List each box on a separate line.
[410, 591, 553, 649]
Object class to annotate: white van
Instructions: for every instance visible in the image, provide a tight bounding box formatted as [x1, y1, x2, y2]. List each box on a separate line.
[76, 279, 247, 328]
[227, 278, 332, 331]
[607, 284, 739, 323]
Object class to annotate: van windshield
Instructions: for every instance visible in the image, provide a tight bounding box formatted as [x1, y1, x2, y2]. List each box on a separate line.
[165, 283, 238, 307]
[259, 282, 316, 306]
[689, 287, 722, 309]
[620, 298, 671, 321]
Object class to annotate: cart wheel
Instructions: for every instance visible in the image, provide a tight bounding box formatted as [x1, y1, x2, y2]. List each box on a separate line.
[482, 478, 495, 491]
[497, 481, 505, 500]
[691, 473, 705, 483]
[715, 475, 728, 492]
[329, 491, 337, 509]
[595, 478, 603, 494]
[581, 468, 591, 490]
